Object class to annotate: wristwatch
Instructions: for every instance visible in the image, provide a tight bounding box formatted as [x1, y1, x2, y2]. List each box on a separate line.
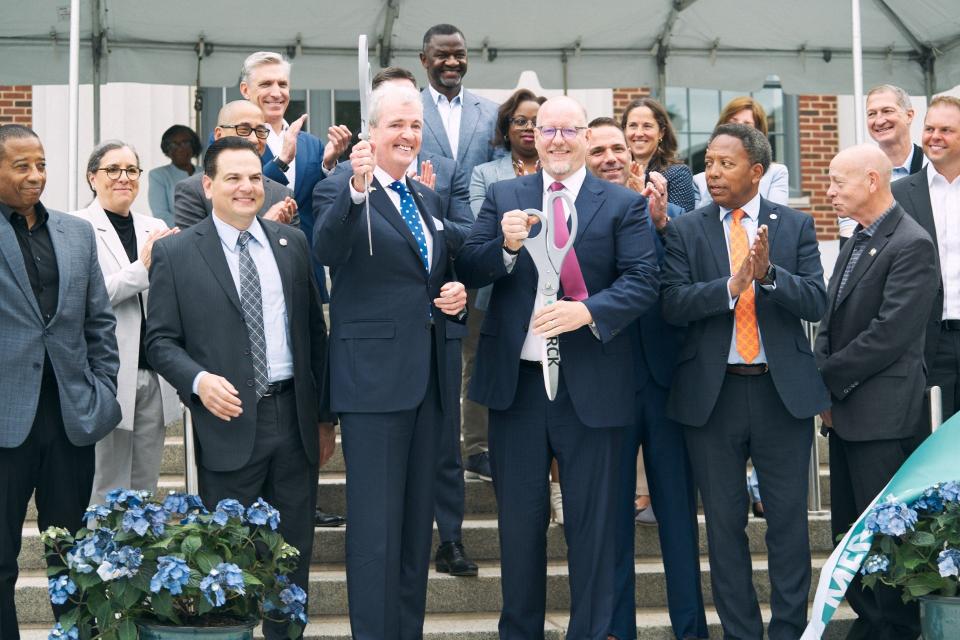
[759, 264, 776, 286]
[273, 157, 290, 173]
[503, 244, 521, 256]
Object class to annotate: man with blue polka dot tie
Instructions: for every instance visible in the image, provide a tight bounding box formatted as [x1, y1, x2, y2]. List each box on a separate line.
[313, 83, 469, 640]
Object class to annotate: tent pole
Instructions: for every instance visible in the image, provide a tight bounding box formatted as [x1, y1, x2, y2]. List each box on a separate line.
[851, 0, 865, 144]
[68, 0, 80, 211]
[91, 0, 102, 145]
[656, 51, 667, 101]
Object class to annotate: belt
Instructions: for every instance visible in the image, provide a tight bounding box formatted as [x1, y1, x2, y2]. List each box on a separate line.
[942, 320, 960, 331]
[726, 363, 769, 376]
[262, 378, 294, 397]
[519, 359, 541, 370]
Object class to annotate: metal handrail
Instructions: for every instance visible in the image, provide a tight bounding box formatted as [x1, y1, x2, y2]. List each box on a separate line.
[182, 406, 199, 495]
[804, 320, 824, 512]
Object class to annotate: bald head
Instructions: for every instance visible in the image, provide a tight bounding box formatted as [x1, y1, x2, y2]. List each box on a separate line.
[827, 144, 895, 225]
[215, 100, 267, 153]
[538, 96, 588, 126]
[535, 96, 590, 180]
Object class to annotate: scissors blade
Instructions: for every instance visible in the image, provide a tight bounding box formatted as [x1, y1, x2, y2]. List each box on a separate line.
[358, 35, 373, 255]
[542, 330, 561, 400]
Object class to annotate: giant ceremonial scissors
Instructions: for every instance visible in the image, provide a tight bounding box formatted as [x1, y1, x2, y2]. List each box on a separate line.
[358, 35, 373, 254]
[522, 189, 578, 400]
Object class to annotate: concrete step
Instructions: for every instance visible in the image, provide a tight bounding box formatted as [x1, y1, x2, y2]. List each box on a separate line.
[18, 603, 857, 640]
[17, 512, 836, 570]
[14, 554, 832, 623]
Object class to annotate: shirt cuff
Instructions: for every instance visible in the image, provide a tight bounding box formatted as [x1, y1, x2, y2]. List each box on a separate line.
[321, 162, 334, 177]
[192, 371, 208, 396]
[349, 180, 367, 205]
[759, 281, 777, 291]
[727, 278, 738, 309]
[502, 249, 518, 272]
[588, 321, 600, 339]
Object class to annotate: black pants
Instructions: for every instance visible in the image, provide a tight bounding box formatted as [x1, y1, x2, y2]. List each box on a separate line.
[929, 328, 960, 421]
[198, 388, 318, 640]
[829, 431, 923, 640]
[0, 382, 95, 640]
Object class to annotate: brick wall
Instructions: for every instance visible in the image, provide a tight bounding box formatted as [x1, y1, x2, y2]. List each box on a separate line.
[797, 95, 839, 240]
[613, 87, 652, 120]
[0, 86, 32, 126]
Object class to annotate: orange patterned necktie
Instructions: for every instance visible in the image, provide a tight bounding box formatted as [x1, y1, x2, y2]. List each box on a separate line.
[729, 209, 760, 363]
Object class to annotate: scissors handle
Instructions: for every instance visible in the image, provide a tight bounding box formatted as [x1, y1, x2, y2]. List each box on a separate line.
[522, 189, 577, 276]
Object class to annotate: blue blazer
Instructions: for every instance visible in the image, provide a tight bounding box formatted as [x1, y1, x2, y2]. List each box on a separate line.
[313, 171, 465, 414]
[421, 88, 500, 183]
[455, 172, 660, 428]
[660, 199, 830, 426]
[261, 131, 326, 237]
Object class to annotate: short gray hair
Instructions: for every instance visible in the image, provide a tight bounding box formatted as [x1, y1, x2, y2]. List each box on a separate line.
[710, 123, 771, 173]
[240, 51, 291, 86]
[867, 84, 912, 112]
[369, 84, 422, 127]
[85, 139, 139, 193]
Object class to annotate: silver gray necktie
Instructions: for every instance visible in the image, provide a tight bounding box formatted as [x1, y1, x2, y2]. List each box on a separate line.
[237, 231, 269, 397]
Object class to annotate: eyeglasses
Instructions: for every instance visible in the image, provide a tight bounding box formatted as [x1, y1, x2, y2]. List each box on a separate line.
[536, 126, 587, 140]
[219, 124, 271, 140]
[97, 166, 142, 180]
[510, 117, 537, 129]
[167, 140, 194, 149]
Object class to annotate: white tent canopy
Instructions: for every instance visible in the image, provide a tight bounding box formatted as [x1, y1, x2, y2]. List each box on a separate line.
[3, 0, 960, 95]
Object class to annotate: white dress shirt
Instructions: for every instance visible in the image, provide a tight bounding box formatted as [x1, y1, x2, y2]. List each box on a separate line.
[929, 167, 960, 319]
[350, 166, 435, 269]
[720, 193, 773, 364]
[428, 85, 463, 160]
[265, 119, 297, 189]
[192, 215, 293, 394]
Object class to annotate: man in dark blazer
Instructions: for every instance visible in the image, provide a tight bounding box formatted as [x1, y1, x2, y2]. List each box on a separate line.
[174, 100, 296, 229]
[817, 144, 938, 640]
[0, 125, 121, 640]
[866, 85, 927, 181]
[661, 124, 830, 640]
[146, 137, 334, 640]
[455, 96, 660, 640]
[892, 95, 960, 422]
[584, 118, 709, 640]
[312, 84, 467, 640]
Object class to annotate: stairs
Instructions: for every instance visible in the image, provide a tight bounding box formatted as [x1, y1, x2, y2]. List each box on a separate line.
[16, 420, 855, 639]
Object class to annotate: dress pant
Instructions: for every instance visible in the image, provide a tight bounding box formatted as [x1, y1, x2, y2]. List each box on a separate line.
[610, 382, 707, 640]
[91, 369, 166, 503]
[829, 431, 924, 640]
[197, 387, 317, 640]
[929, 327, 960, 421]
[683, 372, 813, 640]
[340, 347, 443, 640]
[0, 380, 95, 640]
[489, 364, 621, 640]
[434, 336, 465, 544]
[461, 289, 488, 457]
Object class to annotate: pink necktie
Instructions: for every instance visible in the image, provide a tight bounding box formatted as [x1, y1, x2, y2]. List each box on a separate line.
[549, 182, 589, 301]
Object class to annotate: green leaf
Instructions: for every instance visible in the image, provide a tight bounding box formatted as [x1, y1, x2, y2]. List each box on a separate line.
[195, 550, 222, 574]
[58, 608, 80, 631]
[117, 618, 137, 640]
[75, 571, 102, 590]
[906, 531, 937, 546]
[130, 561, 155, 592]
[242, 571, 263, 586]
[198, 596, 214, 615]
[119, 582, 143, 609]
[149, 589, 175, 621]
[181, 534, 202, 557]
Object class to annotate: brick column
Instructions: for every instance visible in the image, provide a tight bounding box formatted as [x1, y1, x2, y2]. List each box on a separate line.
[0, 86, 32, 126]
[613, 87, 652, 122]
[797, 95, 840, 240]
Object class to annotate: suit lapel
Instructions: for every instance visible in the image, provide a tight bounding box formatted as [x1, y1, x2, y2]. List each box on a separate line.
[408, 178, 443, 277]
[758, 198, 782, 248]
[421, 91, 454, 158]
[370, 178, 428, 275]
[456, 91, 480, 164]
[87, 201, 131, 269]
[0, 214, 42, 321]
[900, 167, 937, 252]
[48, 214, 72, 322]
[573, 174, 604, 247]
[262, 221, 295, 316]
[194, 216, 243, 314]
[702, 205, 731, 276]
[834, 208, 901, 309]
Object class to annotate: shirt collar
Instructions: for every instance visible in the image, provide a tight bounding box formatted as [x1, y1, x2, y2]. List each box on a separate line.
[211, 213, 267, 251]
[0, 200, 50, 227]
[718, 193, 762, 222]
[374, 166, 409, 191]
[928, 164, 960, 187]
[854, 201, 897, 239]
[428, 84, 463, 107]
[542, 166, 587, 199]
[893, 145, 916, 175]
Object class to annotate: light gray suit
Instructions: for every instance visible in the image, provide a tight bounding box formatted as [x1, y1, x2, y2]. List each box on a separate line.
[173, 172, 295, 229]
[421, 87, 500, 184]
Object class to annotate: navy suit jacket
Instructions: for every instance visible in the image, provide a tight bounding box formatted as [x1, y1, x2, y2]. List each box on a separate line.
[421, 88, 500, 184]
[660, 198, 830, 427]
[312, 171, 466, 414]
[455, 172, 660, 428]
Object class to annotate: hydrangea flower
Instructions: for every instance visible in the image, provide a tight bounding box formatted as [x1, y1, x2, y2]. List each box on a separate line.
[246, 498, 280, 530]
[40, 527, 72, 546]
[913, 485, 945, 513]
[104, 488, 149, 510]
[96, 546, 143, 581]
[865, 497, 918, 537]
[212, 499, 245, 526]
[150, 556, 191, 595]
[163, 492, 206, 515]
[66, 528, 115, 574]
[860, 553, 890, 575]
[48, 622, 79, 640]
[199, 563, 246, 607]
[940, 481, 960, 503]
[121, 504, 168, 537]
[278, 583, 308, 624]
[48, 575, 77, 605]
[83, 504, 112, 525]
[938, 548, 960, 578]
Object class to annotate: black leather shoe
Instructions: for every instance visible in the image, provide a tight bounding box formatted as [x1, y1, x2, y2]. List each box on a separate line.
[314, 509, 346, 527]
[434, 541, 478, 576]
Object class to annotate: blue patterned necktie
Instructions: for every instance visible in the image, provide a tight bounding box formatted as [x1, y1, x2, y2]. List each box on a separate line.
[388, 180, 429, 271]
[237, 231, 269, 398]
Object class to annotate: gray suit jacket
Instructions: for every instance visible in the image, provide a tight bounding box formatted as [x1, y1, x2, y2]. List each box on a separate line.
[814, 205, 938, 441]
[0, 207, 121, 448]
[173, 172, 295, 229]
[421, 87, 499, 183]
[469, 154, 516, 216]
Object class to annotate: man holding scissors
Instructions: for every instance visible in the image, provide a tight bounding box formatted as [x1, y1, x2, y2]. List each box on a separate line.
[455, 96, 660, 639]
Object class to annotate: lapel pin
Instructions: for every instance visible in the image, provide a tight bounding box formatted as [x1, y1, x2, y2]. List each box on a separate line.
[279, 238, 288, 247]
[769, 213, 778, 220]
[869, 248, 877, 256]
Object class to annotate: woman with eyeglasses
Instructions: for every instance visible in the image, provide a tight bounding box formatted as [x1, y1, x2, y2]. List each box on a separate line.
[621, 97, 697, 212]
[72, 140, 181, 503]
[148, 124, 201, 226]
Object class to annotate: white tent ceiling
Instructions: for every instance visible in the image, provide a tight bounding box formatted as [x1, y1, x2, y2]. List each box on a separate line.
[2, 0, 960, 95]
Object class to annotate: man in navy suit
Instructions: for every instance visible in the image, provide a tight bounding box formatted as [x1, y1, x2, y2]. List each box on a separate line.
[312, 84, 468, 640]
[419, 22, 501, 578]
[660, 124, 830, 640]
[456, 96, 660, 639]
[585, 118, 708, 640]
